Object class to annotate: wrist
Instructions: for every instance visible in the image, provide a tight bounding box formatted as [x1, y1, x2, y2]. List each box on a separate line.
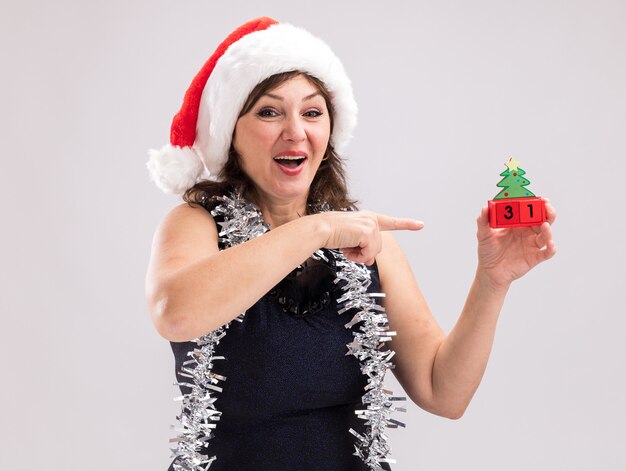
[475, 266, 512, 295]
[306, 213, 332, 249]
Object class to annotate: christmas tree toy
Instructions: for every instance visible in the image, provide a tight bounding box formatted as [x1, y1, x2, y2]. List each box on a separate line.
[488, 158, 547, 228]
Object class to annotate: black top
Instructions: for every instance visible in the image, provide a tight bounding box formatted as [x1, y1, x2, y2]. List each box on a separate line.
[168, 211, 390, 471]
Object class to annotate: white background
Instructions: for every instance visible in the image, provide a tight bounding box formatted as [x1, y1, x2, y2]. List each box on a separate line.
[1, 0, 625, 469]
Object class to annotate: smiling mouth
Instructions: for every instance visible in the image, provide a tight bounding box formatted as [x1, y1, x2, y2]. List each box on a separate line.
[273, 157, 307, 169]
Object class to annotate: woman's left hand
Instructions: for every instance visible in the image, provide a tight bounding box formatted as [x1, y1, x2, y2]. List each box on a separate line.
[476, 198, 557, 289]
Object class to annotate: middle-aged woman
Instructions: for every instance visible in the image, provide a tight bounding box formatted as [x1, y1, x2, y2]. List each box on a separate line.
[146, 17, 557, 471]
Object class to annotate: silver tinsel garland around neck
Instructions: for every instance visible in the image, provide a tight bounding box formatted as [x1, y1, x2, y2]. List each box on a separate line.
[170, 192, 405, 471]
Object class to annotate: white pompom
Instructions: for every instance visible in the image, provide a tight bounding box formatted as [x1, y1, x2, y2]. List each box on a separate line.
[146, 145, 208, 195]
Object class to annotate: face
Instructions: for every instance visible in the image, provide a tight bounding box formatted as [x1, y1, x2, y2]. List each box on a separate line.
[232, 74, 331, 206]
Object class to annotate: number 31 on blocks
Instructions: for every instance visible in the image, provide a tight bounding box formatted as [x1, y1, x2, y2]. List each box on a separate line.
[487, 158, 547, 229]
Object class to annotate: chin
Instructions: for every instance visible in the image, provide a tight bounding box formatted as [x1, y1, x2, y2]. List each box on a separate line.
[270, 180, 312, 200]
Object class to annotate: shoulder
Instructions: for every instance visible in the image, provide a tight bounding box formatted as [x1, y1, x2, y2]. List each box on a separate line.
[378, 232, 409, 271]
[150, 202, 220, 265]
[162, 201, 215, 223]
[376, 232, 418, 292]
[157, 202, 217, 238]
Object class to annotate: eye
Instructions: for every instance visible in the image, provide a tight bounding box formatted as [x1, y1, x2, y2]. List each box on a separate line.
[303, 109, 323, 118]
[256, 107, 279, 118]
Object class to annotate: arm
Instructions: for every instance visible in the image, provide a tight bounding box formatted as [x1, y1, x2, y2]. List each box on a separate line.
[145, 203, 423, 342]
[145, 203, 327, 341]
[378, 202, 557, 419]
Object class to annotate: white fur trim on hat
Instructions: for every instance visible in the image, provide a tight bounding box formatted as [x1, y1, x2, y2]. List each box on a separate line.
[195, 23, 357, 178]
[147, 145, 208, 195]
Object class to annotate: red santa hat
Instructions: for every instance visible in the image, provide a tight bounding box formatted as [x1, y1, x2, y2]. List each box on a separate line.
[147, 17, 358, 195]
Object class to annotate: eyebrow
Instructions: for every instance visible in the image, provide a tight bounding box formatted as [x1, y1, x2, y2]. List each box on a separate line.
[263, 91, 322, 101]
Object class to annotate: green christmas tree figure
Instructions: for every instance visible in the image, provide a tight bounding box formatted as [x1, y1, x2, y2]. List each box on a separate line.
[493, 157, 536, 199]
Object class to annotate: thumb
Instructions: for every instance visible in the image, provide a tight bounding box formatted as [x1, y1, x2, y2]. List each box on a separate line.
[476, 206, 492, 239]
[477, 206, 489, 227]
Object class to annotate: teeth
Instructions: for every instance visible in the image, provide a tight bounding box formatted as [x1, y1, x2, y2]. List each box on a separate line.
[274, 155, 306, 160]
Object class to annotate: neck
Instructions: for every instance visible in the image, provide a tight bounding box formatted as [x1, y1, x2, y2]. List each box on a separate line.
[251, 192, 309, 229]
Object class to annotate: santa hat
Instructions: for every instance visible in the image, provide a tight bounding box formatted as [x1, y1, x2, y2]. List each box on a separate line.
[147, 17, 357, 195]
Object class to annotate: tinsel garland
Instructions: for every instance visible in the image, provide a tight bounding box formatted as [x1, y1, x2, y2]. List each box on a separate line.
[169, 194, 268, 471]
[170, 192, 405, 470]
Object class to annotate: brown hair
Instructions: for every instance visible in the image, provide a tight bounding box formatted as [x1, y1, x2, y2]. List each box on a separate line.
[183, 71, 357, 213]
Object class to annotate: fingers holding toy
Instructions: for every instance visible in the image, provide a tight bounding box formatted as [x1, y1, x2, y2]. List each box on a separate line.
[544, 198, 557, 225]
[535, 221, 557, 261]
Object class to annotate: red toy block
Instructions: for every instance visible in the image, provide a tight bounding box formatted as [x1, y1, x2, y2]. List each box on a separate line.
[488, 197, 546, 228]
[519, 198, 544, 224]
[494, 200, 520, 225]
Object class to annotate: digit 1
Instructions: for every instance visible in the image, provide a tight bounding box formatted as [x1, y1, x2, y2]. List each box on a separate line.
[527, 204, 534, 218]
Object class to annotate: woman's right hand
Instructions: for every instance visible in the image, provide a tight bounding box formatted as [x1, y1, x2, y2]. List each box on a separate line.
[314, 211, 424, 265]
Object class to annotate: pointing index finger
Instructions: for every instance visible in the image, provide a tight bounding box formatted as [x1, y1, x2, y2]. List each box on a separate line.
[376, 213, 424, 231]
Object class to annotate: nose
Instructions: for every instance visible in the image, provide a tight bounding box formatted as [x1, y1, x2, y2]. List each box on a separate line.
[281, 114, 306, 142]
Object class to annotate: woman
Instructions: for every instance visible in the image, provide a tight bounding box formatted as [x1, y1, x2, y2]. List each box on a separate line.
[146, 17, 557, 471]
